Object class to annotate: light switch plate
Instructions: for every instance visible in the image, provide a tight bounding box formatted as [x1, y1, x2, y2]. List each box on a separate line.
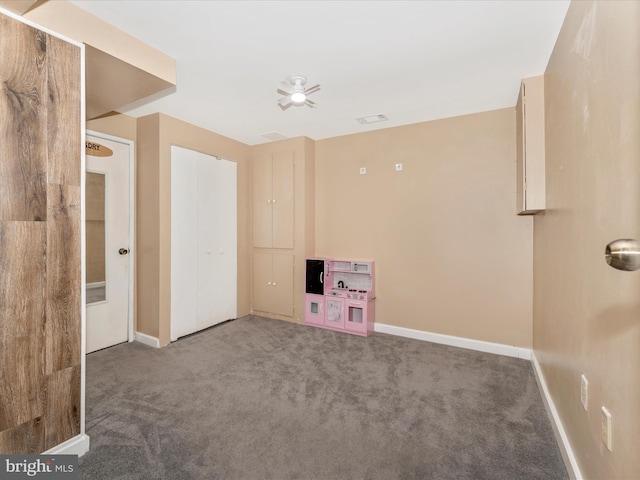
[601, 406, 613, 451]
[359, 167, 366, 175]
[580, 374, 588, 410]
[395, 163, 403, 171]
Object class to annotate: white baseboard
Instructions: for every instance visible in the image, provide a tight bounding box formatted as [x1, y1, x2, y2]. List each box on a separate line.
[373, 323, 531, 360]
[531, 352, 583, 480]
[135, 331, 160, 348]
[43, 433, 90, 457]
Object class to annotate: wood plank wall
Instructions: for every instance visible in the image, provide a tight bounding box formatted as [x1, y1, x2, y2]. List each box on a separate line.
[0, 12, 82, 453]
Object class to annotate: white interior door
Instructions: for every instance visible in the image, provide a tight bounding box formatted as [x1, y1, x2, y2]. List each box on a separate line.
[86, 133, 132, 353]
[171, 146, 237, 341]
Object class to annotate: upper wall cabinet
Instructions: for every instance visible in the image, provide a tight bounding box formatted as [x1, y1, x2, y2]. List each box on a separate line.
[516, 75, 546, 215]
[253, 151, 294, 248]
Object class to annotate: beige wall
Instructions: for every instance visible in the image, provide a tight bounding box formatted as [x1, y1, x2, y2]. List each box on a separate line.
[534, 1, 640, 479]
[315, 108, 534, 347]
[137, 113, 252, 345]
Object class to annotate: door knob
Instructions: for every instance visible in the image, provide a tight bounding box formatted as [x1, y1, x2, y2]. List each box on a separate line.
[119, 248, 130, 255]
[605, 239, 640, 271]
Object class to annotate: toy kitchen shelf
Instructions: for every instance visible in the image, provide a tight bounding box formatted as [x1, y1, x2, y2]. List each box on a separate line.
[304, 258, 375, 337]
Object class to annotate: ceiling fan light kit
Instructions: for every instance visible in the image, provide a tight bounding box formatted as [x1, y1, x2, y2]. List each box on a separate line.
[278, 75, 320, 110]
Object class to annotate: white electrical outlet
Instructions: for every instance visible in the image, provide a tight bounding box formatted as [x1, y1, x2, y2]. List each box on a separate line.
[359, 167, 366, 175]
[580, 374, 588, 410]
[395, 163, 403, 171]
[601, 406, 613, 451]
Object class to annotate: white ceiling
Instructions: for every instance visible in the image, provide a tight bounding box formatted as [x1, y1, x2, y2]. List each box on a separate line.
[70, 0, 571, 146]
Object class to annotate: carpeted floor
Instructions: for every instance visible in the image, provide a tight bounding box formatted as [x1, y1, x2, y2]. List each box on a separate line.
[78, 315, 568, 480]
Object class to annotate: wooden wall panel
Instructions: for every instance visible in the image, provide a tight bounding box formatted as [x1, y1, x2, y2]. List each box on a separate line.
[46, 34, 81, 187]
[0, 15, 47, 222]
[0, 12, 82, 454]
[46, 184, 81, 373]
[0, 418, 45, 455]
[44, 366, 80, 450]
[0, 222, 46, 431]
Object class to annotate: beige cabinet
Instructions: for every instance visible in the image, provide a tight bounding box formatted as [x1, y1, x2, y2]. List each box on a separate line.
[251, 137, 315, 324]
[253, 252, 294, 316]
[253, 151, 294, 248]
[516, 75, 546, 215]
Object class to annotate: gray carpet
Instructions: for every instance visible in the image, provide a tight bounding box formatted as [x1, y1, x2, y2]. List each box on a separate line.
[79, 315, 568, 480]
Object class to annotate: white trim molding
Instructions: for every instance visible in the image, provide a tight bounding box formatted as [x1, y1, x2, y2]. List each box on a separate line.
[373, 323, 531, 360]
[531, 352, 583, 480]
[43, 434, 90, 457]
[135, 332, 160, 348]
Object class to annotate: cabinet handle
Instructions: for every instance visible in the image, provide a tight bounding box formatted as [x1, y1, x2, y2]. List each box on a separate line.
[273, 282, 277, 286]
[267, 282, 272, 286]
[272, 199, 276, 203]
[267, 199, 271, 204]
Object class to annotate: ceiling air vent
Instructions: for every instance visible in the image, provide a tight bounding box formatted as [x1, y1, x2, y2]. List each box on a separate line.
[356, 114, 388, 125]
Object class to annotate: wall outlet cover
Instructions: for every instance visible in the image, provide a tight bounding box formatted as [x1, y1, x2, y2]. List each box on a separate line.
[360, 167, 366, 175]
[395, 163, 403, 171]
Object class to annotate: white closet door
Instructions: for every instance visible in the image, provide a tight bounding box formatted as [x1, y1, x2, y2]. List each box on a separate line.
[196, 154, 218, 330]
[170, 147, 198, 340]
[213, 158, 237, 322]
[171, 146, 237, 341]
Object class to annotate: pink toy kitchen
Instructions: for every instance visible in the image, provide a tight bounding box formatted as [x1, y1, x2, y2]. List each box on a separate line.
[305, 258, 375, 336]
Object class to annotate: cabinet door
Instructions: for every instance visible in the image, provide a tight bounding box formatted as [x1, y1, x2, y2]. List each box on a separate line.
[253, 151, 294, 248]
[253, 153, 273, 248]
[272, 151, 294, 249]
[253, 252, 294, 316]
[344, 299, 367, 334]
[325, 297, 345, 329]
[305, 294, 325, 326]
[271, 253, 294, 316]
[253, 251, 273, 313]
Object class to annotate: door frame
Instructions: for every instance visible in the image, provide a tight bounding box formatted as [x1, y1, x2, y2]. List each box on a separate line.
[86, 129, 135, 344]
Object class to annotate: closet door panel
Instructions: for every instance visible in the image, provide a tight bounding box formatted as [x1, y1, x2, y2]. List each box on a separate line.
[253, 153, 272, 248]
[196, 154, 218, 329]
[170, 147, 198, 340]
[214, 158, 237, 322]
[272, 151, 294, 249]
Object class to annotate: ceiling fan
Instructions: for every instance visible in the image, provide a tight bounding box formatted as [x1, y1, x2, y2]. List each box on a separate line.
[277, 75, 320, 110]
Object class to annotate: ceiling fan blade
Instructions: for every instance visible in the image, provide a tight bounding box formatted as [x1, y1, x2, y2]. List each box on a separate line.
[278, 97, 293, 110]
[277, 88, 292, 96]
[305, 98, 316, 108]
[305, 85, 321, 95]
[278, 82, 293, 94]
